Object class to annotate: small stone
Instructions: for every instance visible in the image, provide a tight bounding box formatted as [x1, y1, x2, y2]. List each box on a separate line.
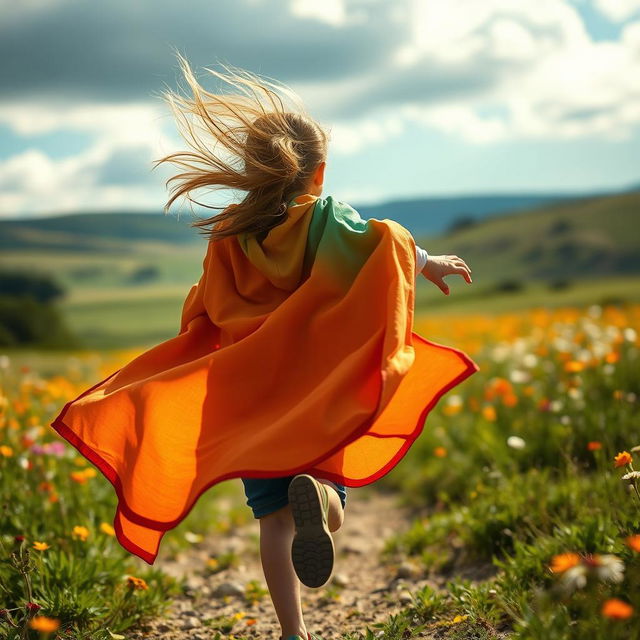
[331, 572, 349, 587]
[181, 609, 198, 617]
[396, 562, 415, 578]
[155, 623, 171, 633]
[182, 617, 202, 630]
[398, 590, 413, 605]
[212, 581, 245, 598]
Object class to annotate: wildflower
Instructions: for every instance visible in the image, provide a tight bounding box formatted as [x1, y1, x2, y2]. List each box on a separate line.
[584, 554, 625, 583]
[507, 436, 526, 450]
[482, 405, 497, 421]
[614, 451, 633, 468]
[245, 618, 257, 626]
[564, 361, 585, 373]
[625, 535, 640, 552]
[0, 445, 13, 457]
[100, 522, 115, 536]
[70, 471, 89, 484]
[126, 576, 149, 590]
[14, 535, 25, 543]
[433, 446, 447, 458]
[29, 616, 60, 632]
[622, 471, 640, 480]
[71, 526, 89, 541]
[451, 614, 468, 624]
[587, 441, 602, 451]
[549, 553, 580, 574]
[32, 541, 50, 551]
[631, 445, 640, 453]
[602, 598, 633, 619]
[26, 602, 42, 612]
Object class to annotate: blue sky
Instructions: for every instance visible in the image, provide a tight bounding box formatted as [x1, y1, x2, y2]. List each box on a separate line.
[1, 0, 639, 218]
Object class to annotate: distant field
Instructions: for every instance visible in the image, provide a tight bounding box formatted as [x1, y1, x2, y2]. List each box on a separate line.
[50, 274, 640, 350]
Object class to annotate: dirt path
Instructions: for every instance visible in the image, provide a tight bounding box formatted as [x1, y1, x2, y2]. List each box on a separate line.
[129, 483, 445, 640]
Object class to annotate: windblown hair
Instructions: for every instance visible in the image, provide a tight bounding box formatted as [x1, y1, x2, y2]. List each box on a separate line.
[152, 51, 330, 243]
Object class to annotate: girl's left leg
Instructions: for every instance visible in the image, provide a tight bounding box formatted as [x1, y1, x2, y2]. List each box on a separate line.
[259, 503, 308, 639]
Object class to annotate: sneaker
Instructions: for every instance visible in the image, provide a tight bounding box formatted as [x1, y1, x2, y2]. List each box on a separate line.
[288, 473, 335, 588]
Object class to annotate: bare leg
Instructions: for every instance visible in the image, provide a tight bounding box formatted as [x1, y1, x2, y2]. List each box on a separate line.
[258, 479, 345, 639]
[259, 504, 307, 639]
[315, 479, 344, 532]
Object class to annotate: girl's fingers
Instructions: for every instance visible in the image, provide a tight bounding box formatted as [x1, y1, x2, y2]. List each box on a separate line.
[450, 265, 472, 282]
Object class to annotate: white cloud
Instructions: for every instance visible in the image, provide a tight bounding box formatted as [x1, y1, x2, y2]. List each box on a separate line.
[592, 0, 640, 22]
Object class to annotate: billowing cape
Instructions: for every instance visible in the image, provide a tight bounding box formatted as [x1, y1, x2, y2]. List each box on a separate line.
[50, 193, 479, 564]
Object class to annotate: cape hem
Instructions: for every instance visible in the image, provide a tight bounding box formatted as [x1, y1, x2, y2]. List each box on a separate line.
[49, 331, 479, 564]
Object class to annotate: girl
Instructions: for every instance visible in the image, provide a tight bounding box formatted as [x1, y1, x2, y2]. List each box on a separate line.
[50, 53, 479, 640]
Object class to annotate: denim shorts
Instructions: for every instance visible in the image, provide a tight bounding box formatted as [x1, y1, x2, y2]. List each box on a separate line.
[241, 474, 347, 519]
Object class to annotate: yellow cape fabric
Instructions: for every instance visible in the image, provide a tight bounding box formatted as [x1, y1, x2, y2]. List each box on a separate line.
[51, 193, 479, 564]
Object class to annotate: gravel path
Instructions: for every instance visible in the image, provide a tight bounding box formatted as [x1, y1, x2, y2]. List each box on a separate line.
[130, 483, 446, 640]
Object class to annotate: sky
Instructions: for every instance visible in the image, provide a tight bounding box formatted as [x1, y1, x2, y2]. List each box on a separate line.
[1, 0, 639, 219]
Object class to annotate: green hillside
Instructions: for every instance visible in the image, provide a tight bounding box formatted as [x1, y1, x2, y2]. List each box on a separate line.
[417, 191, 640, 283]
[1, 190, 639, 349]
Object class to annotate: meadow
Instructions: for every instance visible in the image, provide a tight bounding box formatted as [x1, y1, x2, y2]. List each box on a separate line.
[1, 299, 640, 639]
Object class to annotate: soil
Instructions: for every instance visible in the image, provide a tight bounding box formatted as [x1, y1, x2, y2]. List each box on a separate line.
[127, 484, 458, 640]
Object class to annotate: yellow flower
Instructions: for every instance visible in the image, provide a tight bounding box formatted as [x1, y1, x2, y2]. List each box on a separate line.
[100, 522, 115, 536]
[71, 525, 89, 541]
[451, 614, 468, 624]
[0, 445, 14, 457]
[564, 361, 585, 373]
[33, 541, 50, 551]
[28, 616, 60, 632]
[233, 612, 247, 620]
[614, 451, 633, 468]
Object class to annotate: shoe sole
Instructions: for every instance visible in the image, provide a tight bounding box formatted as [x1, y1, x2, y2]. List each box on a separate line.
[288, 474, 335, 588]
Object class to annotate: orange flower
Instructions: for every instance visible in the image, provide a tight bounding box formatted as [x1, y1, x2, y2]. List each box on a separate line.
[482, 405, 497, 421]
[549, 552, 580, 574]
[0, 445, 13, 457]
[28, 616, 60, 632]
[245, 618, 257, 626]
[587, 441, 602, 451]
[502, 393, 518, 407]
[626, 535, 640, 552]
[614, 451, 633, 468]
[606, 351, 620, 364]
[602, 598, 633, 619]
[433, 446, 447, 458]
[70, 471, 89, 484]
[126, 575, 149, 590]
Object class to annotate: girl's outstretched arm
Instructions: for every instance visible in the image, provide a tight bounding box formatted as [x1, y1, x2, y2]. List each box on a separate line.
[419, 254, 472, 295]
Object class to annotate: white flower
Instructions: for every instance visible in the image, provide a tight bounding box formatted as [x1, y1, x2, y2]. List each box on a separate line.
[507, 436, 526, 450]
[593, 554, 625, 584]
[510, 369, 531, 384]
[621, 471, 640, 480]
[624, 328, 637, 342]
[559, 565, 588, 592]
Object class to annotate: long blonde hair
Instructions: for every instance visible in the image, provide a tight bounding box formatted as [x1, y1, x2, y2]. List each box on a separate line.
[152, 51, 330, 243]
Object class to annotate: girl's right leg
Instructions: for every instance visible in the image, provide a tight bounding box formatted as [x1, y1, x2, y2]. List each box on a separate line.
[314, 479, 344, 532]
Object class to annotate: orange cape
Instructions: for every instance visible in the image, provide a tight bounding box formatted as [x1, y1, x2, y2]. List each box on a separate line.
[51, 193, 479, 564]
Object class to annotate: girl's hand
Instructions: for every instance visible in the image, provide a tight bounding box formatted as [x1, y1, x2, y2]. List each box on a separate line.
[420, 254, 472, 295]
